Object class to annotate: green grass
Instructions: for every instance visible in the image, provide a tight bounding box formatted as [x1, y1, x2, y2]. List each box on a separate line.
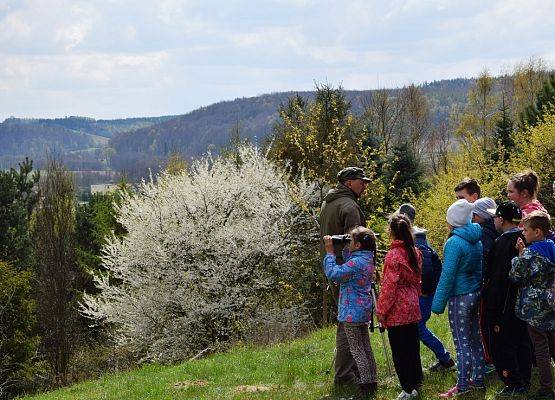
[23, 313, 545, 400]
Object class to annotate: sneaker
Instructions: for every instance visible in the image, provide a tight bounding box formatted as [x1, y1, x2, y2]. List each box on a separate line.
[429, 358, 456, 372]
[439, 386, 471, 398]
[396, 390, 417, 400]
[497, 386, 528, 397]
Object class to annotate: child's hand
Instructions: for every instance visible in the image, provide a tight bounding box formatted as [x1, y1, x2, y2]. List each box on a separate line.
[323, 235, 334, 254]
[515, 237, 526, 256]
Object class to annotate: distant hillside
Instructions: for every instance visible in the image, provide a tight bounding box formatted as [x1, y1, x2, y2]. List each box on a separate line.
[0, 78, 474, 179]
[0, 116, 175, 170]
[109, 78, 473, 176]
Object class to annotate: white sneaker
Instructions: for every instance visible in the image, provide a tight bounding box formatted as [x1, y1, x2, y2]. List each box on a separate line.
[410, 389, 419, 398]
[395, 391, 413, 400]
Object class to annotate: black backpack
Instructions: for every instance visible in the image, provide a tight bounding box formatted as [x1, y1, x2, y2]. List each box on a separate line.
[416, 243, 442, 296]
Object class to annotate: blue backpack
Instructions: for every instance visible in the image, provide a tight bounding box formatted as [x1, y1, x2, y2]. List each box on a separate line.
[416, 243, 442, 296]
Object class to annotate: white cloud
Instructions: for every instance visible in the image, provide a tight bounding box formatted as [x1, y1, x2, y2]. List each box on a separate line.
[0, 13, 32, 40]
[55, 23, 91, 51]
[0, 0, 554, 120]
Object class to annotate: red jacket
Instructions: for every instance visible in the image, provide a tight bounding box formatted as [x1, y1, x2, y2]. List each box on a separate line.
[377, 240, 422, 328]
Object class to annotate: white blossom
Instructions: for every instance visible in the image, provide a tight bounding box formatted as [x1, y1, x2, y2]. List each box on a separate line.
[82, 145, 318, 362]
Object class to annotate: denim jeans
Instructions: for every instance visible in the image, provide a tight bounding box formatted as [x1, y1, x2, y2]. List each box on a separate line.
[448, 291, 485, 391]
[419, 295, 451, 363]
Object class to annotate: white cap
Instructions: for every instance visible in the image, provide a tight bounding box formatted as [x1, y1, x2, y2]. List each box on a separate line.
[446, 199, 475, 227]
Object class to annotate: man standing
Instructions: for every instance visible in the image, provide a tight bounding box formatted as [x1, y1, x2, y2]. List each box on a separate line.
[319, 167, 370, 387]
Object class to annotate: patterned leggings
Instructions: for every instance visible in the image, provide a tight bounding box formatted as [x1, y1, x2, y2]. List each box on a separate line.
[448, 291, 485, 391]
[343, 323, 377, 384]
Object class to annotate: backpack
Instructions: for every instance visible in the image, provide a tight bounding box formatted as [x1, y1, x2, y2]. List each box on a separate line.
[416, 243, 442, 296]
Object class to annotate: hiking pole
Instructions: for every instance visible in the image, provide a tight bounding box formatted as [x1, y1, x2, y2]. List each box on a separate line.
[325, 347, 337, 375]
[370, 283, 393, 376]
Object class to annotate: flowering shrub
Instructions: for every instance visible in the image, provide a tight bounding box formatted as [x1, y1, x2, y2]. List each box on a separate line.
[82, 146, 319, 363]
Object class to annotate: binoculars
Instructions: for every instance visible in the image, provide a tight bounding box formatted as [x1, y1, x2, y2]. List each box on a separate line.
[330, 234, 351, 245]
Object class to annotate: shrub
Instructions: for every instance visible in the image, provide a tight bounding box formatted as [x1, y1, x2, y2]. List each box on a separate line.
[82, 145, 318, 363]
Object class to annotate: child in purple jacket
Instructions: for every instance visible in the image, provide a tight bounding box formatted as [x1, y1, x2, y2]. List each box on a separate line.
[323, 226, 378, 399]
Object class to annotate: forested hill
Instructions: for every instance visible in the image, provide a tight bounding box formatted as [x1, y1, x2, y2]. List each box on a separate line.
[109, 78, 473, 173]
[0, 78, 473, 175]
[0, 115, 174, 170]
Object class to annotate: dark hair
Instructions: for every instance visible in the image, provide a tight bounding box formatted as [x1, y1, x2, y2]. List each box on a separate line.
[454, 178, 481, 198]
[349, 226, 377, 254]
[388, 214, 419, 272]
[522, 210, 551, 235]
[509, 170, 540, 198]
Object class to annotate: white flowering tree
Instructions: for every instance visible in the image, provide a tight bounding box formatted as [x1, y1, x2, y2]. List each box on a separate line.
[82, 146, 319, 363]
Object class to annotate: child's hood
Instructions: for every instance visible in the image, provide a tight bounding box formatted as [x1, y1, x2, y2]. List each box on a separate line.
[452, 222, 482, 244]
[529, 239, 555, 264]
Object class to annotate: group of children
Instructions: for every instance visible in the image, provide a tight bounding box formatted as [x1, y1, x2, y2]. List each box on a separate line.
[322, 170, 555, 400]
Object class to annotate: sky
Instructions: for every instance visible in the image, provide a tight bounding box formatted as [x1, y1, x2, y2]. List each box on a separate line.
[0, 0, 554, 121]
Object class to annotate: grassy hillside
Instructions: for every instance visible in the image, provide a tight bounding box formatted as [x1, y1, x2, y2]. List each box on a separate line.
[23, 313, 534, 400]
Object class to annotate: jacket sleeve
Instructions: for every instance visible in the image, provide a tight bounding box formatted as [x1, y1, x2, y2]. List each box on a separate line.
[509, 252, 531, 285]
[432, 239, 460, 314]
[323, 254, 357, 283]
[376, 256, 400, 317]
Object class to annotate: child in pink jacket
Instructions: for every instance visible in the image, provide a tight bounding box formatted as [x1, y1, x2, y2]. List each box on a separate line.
[377, 214, 423, 400]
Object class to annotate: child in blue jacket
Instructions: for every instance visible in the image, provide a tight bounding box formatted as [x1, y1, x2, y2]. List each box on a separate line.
[323, 226, 378, 398]
[433, 199, 485, 398]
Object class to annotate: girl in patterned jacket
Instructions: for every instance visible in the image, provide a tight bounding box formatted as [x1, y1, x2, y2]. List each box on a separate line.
[323, 226, 378, 398]
[377, 214, 423, 400]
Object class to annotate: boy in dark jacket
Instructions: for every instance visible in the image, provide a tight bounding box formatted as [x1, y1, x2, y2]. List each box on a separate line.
[484, 201, 532, 397]
[397, 203, 454, 372]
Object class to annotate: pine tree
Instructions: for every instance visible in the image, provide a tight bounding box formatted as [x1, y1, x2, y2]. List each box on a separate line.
[490, 95, 515, 162]
[520, 74, 555, 127]
[382, 142, 426, 207]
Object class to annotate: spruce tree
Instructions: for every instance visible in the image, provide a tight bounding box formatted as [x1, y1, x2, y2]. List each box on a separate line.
[382, 142, 426, 207]
[520, 74, 555, 127]
[491, 95, 514, 162]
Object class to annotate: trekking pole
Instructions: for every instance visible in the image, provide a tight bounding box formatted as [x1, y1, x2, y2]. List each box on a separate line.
[370, 283, 393, 376]
[325, 347, 337, 375]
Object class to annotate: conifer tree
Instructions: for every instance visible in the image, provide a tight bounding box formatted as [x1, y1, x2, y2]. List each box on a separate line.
[382, 142, 426, 207]
[520, 74, 555, 127]
[491, 95, 515, 162]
